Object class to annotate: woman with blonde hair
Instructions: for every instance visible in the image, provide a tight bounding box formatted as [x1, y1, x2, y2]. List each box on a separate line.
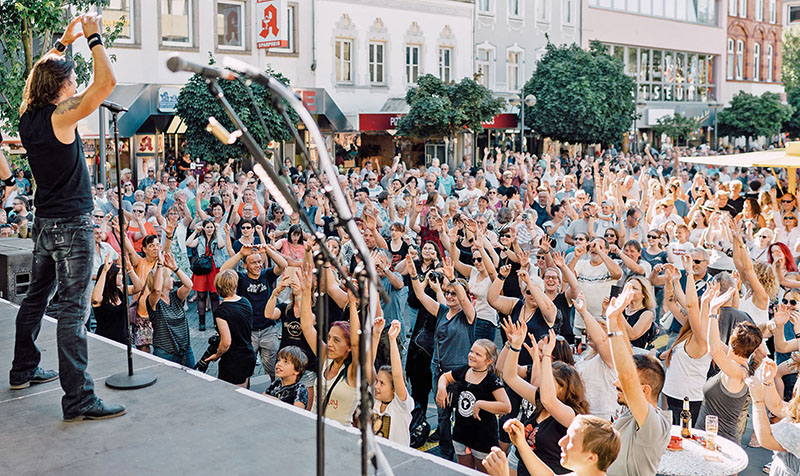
[201, 269, 256, 388]
[619, 275, 656, 349]
[732, 227, 778, 329]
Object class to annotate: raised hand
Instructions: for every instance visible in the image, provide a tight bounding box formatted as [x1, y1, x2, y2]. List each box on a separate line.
[502, 419, 527, 449]
[498, 264, 511, 279]
[552, 251, 566, 268]
[405, 254, 418, 277]
[574, 291, 587, 313]
[507, 319, 527, 348]
[516, 269, 530, 284]
[164, 252, 177, 271]
[709, 287, 735, 314]
[481, 448, 510, 476]
[102, 253, 113, 273]
[373, 316, 386, 336]
[606, 283, 634, 319]
[442, 257, 455, 282]
[542, 328, 557, 356]
[60, 16, 84, 45]
[774, 304, 791, 325]
[387, 320, 401, 341]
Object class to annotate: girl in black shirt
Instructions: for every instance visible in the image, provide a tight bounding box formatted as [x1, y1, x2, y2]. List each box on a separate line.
[435, 339, 510, 472]
[92, 255, 143, 344]
[204, 270, 256, 388]
[502, 323, 589, 475]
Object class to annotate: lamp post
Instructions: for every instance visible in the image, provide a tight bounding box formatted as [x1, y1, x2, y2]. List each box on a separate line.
[509, 93, 537, 153]
[708, 101, 722, 152]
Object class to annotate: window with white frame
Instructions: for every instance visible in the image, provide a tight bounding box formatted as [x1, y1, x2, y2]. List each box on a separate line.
[756, 0, 763, 20]
[335, 38, 354, 83]
[770, 0, 776, 21]
[269, 3, 297, 54]
[791, 5, 800, 22]
[478, 0, 491, 13]
[406, 44, 421, 84]
[727, 39, 735, 79]
[537, 0, 550, 21]
[161, 0, 193, 47]
[509, 0, 522, 16]
[217, 0, 244, 50]
[369, 42, 386, 84]
[477, 48, 491, 87]
[767, 44, 774, 80]
[507, 50, 521, 91]
[736, 39, 744, 79]
[563, 0, 575, 24]
[729, 0, 737, 16]
[439, 47, 453, 83]
[739, 0, 746, 17]
[753, 42, 760, 80]
[103, 0, 135, 43]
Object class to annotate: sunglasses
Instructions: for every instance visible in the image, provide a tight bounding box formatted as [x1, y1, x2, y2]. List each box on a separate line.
[93, 215, 104, 219]
[133, 210, 145, 214]
[444, 290, 457, 297]
[647, 234, 659, 239]
[241, 226, 253, 230]
[783, 298, 799, 306]
[786, 217, 797, 221]
[692, 259, 706, 264]
[501, 234, 511, 238]
[575, 237, 587, 241]
[472, 257, 482, 262]
[782, 199, 794, 203]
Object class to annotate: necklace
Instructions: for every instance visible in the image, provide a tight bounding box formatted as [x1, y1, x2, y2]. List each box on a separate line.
[471, 368, 488, 373]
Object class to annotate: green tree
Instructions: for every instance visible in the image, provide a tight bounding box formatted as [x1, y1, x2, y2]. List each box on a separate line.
[652, 113, 701, 146]
[396, 74, 504, 162]
[783, 29, 800, 93]
[0, 1, 124, 134]
[523, 41, 636, 146]
[175, 56, 298, 164]
[785, 88, 800, 139]
[718, 91, 793, 143]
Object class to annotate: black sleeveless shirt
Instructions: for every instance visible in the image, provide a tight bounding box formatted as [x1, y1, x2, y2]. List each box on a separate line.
[18, 104, 93, 218]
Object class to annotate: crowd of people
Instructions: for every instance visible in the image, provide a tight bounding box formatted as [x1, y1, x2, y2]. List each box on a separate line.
[41, 144, 800, 475]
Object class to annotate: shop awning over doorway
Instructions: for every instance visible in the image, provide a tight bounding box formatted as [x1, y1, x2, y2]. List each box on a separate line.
[77, 83, 183, 138]
[358, 111, 519, 131]
[294, 89, 352, 131]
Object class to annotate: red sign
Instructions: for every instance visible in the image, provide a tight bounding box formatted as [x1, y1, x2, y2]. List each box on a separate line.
[299, 90, 318, 113]
[482, 113, 519, 129]
[256, 0, 288, 49]
[358, 112, 519, 131]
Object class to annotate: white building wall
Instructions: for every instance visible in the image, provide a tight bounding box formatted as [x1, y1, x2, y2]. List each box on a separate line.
[314, 0, 474, 125]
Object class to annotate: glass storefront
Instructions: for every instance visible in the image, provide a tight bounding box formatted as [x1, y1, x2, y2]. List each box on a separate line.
[590, 0, 717, 25]
[608, 44, 716, 103]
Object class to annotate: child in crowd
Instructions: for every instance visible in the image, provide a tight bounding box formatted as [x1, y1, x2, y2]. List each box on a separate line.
[595, 200, 617, 236]
[667, 224, 693, 270]
[436, 339, 511, 472]
[372, 320, 414, 446]
[265, 346, 309, 409]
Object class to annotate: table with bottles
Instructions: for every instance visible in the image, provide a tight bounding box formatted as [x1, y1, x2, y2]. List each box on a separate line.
[657, 425, 748, 476]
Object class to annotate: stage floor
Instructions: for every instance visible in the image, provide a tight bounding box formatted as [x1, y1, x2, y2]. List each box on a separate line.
[0, 300, 472, 476]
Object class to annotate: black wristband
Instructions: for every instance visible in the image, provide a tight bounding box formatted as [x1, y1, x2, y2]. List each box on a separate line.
[1, 176, 16, 188]
[54, 40, 67, 53]
[87, 33, 103, 50]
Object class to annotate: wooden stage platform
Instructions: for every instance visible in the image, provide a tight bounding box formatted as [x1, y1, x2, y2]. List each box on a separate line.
[0, 300, 472, 475]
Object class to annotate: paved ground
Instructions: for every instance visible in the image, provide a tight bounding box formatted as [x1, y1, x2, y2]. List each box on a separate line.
[173, 301, 775, 475]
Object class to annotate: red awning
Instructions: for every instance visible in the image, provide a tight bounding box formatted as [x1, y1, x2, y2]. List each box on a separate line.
[358, 112, 519, 131]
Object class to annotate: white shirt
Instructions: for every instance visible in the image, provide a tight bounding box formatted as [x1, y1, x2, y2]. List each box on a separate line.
[574, 259, 614, 328]
[373, 393, 414, 446]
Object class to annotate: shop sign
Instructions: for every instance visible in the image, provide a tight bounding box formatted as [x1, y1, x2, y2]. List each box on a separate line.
[137, 135, 156, 154]
[81, 139, 97, 158]
[256, 0, 288, 49]
[158, 87, 180, 113]
[481, 113, 518, 129]
[359, 113, 405, 131]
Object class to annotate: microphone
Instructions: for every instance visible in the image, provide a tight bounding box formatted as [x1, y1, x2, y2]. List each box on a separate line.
[101, 100, 128, 113]
[166, 55, 237, 81]
[206, 117, 242, 145]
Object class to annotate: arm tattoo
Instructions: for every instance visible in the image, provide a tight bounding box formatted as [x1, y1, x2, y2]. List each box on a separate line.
[54, 96, 83, 115]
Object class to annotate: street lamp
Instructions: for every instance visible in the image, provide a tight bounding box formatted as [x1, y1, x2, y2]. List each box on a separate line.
[708, 101, 722, 152]
[509, 93, 537, 153]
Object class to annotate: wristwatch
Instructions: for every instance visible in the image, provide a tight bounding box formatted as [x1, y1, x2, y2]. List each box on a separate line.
[54, 40, 67, 53]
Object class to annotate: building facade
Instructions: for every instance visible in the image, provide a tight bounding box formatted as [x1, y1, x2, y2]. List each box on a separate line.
[723, 0, 784, 103]
[474, 0, 581, 151]
[581, 0, 727, 147]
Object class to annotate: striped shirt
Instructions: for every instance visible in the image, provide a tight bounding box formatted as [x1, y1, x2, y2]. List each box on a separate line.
[147, 290, 190, 356]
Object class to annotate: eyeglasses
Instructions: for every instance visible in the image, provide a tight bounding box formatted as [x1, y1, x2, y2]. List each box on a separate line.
[575, 237, 587, 241]
[241, 226, 253, 230]
[784, 298, 799, 306]
[544, 275, 559, 281]
[444, 290, 457, 297]
[248, 181, 256, 185]
[96, 187, 105, 190]
[368, 178, 377, 181]
[692, 259, 706, 264]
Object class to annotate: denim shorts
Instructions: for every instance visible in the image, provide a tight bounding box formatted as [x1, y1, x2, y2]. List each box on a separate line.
[453, 440, 490, 460]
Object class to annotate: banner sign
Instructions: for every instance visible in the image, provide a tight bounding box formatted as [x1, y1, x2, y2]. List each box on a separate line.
[256, 0, 288, 49]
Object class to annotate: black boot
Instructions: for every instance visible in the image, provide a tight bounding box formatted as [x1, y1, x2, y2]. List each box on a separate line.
[199, 314, 206, 332]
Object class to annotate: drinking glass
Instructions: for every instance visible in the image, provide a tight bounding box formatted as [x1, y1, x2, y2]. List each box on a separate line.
[705, 415, 718, 451]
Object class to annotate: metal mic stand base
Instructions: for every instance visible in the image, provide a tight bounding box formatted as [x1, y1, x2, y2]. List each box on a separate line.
[106, 371, 157, 390]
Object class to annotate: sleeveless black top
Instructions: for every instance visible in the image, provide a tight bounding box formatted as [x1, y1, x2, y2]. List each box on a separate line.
[18, 104, 93, 217]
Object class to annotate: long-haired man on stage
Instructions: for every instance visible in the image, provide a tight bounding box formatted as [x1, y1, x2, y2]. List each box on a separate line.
[9, 13, 125, 421]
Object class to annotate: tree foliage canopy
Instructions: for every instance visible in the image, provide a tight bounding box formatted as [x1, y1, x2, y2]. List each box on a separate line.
[175, 56, 298, 164]
[0, 0, 124, 134]
[718, 91, 793, 139]
[523, 41, 636, 145]
[396, 74, 505, 139]
[652, 113, 701, 146]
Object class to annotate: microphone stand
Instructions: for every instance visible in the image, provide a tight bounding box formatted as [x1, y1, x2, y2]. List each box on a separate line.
[218, 60, 392, 476]
[104, 105, 157, 390]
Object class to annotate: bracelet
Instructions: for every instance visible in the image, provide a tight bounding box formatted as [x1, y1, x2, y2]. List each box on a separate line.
[1, 175, 16, 187]
[54, 40, 66, 53]
[509, 346, 521, 353]
[409, 275, 418, 279]
[498, 275, 507, 280]
[764, 382, 773, 386]
[607, 330, 624, 338]
[87, 33, 103, 50]
[709, 314, 719, 320]
[542, 354, 553, 359]
[795, 332, 800, 339]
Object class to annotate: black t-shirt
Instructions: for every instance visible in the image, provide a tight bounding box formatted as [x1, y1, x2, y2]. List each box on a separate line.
[451, 365, 505, 453]
[93, 300, 127, 344]
[320, 215, 338, 238]
[552, 293, 575, 344]
[510, 299, 558, 348]
[215, 298, 255, 361]
[518, 415, 569, 475]
[18, 104, 93, 218]
[266, 378, 309, 407]
[236, 268, 278, 330]
[278, 302, 317, 374]
[389, 241, 409, 269]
